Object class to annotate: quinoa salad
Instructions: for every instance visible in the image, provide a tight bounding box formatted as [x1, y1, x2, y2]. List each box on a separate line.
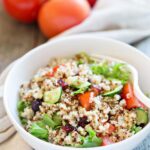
[18, 52, 149, 147]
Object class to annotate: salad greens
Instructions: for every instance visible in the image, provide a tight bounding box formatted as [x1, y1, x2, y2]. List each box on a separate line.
[29, 114, 62, 140]
[76, 52, 94, 64]
[17, 101, 28, 113]
[52, 114, 62, 127]
[72, 82, 91, 95]
[131, 125, 142, 134]
[29, 122, 48, 140]
[43, 114, 56, 128]
[17, 101, 29, 125]
[43, 114, 62, 128]
[67, 76, 91, 95]
[81, 127, 102, 147]
[102, 85, 123, 97]
[91, 62, 129, 84]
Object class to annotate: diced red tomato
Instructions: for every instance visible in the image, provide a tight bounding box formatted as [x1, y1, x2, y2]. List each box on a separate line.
[53, 64, 65, 73]
[53, 65, 59, 73]
[45, 72, 54, 77]
[121, 83, 145, 109]
[101, 136, 114, 146]
[45, 65, 63, 78]
[108, 124, 116, 134]
[78, 91, 93, 110]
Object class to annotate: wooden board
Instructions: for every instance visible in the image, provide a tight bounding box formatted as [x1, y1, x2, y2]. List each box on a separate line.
[0, 3, 46, 73]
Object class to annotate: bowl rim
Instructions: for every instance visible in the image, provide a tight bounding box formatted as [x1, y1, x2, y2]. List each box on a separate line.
[4, 35, 150, 150]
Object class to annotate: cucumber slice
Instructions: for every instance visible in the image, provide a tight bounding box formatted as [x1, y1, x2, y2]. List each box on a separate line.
[136, 108, 148, 125]
[44, 87, 62, 104]
[102, 85, 122, 97]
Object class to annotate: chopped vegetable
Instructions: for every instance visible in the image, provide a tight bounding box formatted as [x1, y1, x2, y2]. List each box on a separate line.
[136, 108, 148, 125]
[53, 65, 60, 73]
[91, 62, 129, 83]
[103, 85, 122, 97]
[43, 114, 62, 129]
[29, 122, 48, 140]
[78, 91, 92, 110]
[17, 101, 28, 113]
[17, 101, 29, 125]
[121, 83, 142, 109]
[20, 118, 27, 125]
[43, 114, 56, 128]
[67, 76, 91, 95]
[73, 88, 86, 95]
[108, 124, 116, 133]
[101, 136, 113, 146]
[44, 87, 62, 104]
[77, 59, 84, 66]
[81, 127, 102, 147]
[68, 76, 91, 89]
[52, 114, 62, 126]
[76, 52, 94, 64]
[131, 125, 142, 133]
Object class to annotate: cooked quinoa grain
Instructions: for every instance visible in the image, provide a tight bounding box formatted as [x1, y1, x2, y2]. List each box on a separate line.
[18, 52, 149, 148]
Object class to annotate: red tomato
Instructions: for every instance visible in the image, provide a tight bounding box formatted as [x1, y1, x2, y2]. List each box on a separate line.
[3, 0, 47, 23]
[108, 124, 116, 134]
[78, 91, 92, 110]
[53, 65, 60, 73]
[38, 0, 90, 38]
[45, 72, 54, 78]
[87, 0, 96, 7]
[102, 136, 113, 146]
[121, 83, 144, 109]
[46, 64, 65, 77]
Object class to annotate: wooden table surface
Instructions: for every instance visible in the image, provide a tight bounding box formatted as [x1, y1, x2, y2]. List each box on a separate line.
[0, 3, 47, 74]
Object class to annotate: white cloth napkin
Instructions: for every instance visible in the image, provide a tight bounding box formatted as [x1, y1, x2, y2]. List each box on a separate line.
[1, 0, 150, 149]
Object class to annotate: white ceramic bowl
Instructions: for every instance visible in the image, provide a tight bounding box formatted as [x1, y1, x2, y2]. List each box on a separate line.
[4, 36, 150, 150]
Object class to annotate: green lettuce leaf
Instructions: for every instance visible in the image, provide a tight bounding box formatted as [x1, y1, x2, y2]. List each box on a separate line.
[68, 76, 91, 95]
[43, 114, 56, 128]
[91, 62, 129, 83]
[29, 123, 48, 140]
[17, 101, 29, 125]
[81, 127, 102, 147]
[43, 114, 62, 129]
[52, 114, 62, 126]
[17, 101, 28, 114]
